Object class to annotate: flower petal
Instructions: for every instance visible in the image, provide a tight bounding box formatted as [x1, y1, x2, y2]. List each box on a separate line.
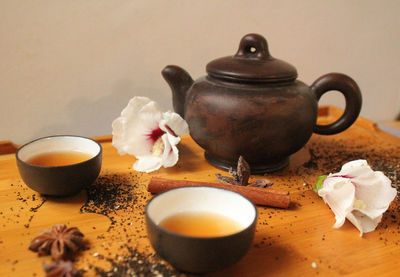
[318, 177, 355, 228]
[346, 210, 382, 236]
[353, 172, 397, 219]
[159, 111, 189, 136]
[112, 96, 189, 173]
[336, 159, 372, 178]
[112, 96, 163, 156]
[318, 159, 398, 236]
[133, 155, 163, 173]
[334, 159, 397, 219]
[161, 133, 180, 168]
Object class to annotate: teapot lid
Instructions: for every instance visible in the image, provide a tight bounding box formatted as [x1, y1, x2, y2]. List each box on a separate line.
[206, 34, 297, 83]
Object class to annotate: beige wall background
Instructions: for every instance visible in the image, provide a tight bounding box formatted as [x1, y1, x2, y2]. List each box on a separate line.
[1, 0, 399, 144]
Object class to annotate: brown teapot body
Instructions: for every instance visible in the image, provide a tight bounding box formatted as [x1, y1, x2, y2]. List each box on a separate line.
[163, 34, 362, 173]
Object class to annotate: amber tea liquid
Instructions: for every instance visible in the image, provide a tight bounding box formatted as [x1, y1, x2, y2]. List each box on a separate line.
[27, 151, 93, 166]
[159, 211, 243, 237]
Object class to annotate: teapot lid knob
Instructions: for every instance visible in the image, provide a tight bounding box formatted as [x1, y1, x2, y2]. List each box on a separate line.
[235, 34, 270, 60]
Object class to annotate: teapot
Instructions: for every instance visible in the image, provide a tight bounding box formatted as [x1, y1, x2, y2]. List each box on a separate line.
[162, 34, 362, 173]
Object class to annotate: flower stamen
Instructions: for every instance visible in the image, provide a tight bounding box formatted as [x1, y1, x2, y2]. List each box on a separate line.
[353, 199, 367, 210]
[152, 138, 165, 157]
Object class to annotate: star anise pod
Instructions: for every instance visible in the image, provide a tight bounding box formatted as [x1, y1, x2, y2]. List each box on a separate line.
[216, 156, 274, 188]
[248, 178, 274, 188]
[43, 260, 81, 277]
[29, 224, 84, 260]
[228, 167, 239, 182]
[237, 156, 250, 185]
[215, 173, 241, 186]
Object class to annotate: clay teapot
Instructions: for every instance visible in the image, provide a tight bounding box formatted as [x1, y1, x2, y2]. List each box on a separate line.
[162, 33, 362, 173]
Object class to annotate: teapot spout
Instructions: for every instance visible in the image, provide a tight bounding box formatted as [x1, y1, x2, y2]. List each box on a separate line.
[162, 65, 194, 117]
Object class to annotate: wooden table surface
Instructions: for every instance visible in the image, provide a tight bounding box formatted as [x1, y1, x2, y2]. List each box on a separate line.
[1, 106, 400, 276]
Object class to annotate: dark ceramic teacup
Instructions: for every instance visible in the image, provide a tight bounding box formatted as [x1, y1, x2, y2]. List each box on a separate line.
[16, 135, 102, 196]
[145, 186, 257, 274]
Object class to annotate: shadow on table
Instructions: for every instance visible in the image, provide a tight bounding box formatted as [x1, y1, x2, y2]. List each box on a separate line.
[207, 242, 293, 277]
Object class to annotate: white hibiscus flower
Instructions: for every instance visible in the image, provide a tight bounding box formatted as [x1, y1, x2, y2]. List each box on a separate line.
[315, 159, 397, 236]
[112, 96, 189, 173]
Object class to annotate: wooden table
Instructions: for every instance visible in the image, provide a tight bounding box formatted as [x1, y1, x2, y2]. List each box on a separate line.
[1, 106, 399, 276]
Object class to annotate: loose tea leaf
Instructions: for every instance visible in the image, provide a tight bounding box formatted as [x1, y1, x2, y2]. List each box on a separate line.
[249, 179, 274, 188]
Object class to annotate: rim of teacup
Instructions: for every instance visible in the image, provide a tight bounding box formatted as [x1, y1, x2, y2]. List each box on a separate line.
[145, 186, 257, 240]
[16, 135, 102, 168]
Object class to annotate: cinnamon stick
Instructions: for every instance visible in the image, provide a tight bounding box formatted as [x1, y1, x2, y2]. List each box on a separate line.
[148, 177, 290, 208]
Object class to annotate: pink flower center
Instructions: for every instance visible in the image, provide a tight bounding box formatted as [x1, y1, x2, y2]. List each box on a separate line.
[330, 174, 358, 191]
[164, 125, 178, 137]
[147, 125, 178, 143]
[148, 127, 165, 143]
[332, 174, 354, 179]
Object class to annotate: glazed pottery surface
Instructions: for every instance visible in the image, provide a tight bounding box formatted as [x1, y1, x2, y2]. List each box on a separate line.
[145, 186, 257, 273]
[163, 33, 362, 173]
[16, 135, 102, 196]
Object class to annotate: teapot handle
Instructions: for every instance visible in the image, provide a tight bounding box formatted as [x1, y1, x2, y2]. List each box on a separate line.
[311, 73, 362, 135]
